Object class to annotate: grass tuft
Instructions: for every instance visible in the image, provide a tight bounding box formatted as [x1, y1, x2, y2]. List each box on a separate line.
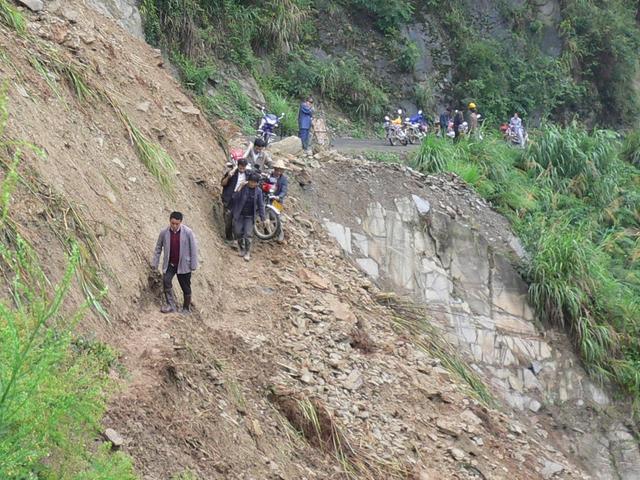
[0, 0, 26, 34]
[375, 292, 497, 407]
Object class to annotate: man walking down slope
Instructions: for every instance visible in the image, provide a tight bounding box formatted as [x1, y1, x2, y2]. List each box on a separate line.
[151, 211, 199, 314]
[298, 96, 314, 155]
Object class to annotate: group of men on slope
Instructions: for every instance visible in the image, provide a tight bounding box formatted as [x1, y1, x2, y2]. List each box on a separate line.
[148, 96, 312, 314]
[220, 139, 289, 261]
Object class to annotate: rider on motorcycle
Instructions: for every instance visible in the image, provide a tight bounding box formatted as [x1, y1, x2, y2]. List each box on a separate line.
[391, 109, 403, 126]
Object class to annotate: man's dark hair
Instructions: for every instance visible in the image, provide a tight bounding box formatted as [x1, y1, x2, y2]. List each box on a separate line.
[254, 138, 267, 148]
[446, 106, 452, 112]
[248, 172, 261, 182]
[170, 211, 183, 221]
[237, 158, 248, 167]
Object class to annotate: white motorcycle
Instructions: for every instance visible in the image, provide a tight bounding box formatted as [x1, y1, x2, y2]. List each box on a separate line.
[384, 116, 408, 146]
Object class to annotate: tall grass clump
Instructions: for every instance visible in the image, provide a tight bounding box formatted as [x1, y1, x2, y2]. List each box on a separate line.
[411, 126, 640, 403]
[257, 0, 309, 53]
[0, 0, 26, 34]
[621, 130, 640, 167]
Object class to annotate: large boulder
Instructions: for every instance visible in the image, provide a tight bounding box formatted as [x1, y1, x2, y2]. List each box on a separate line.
[86, 0, 143, 38]
[269, 136, 303, 157]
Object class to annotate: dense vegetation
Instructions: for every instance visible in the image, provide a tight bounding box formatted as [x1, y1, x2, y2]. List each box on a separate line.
[412, 128, 640, 403]
[140, 0, 640, 129]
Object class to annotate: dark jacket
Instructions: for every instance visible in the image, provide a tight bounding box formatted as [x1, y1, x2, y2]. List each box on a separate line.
[221, 170, 240, 207]
[439, 112, 450, 128]
[274, 174, 289, 203]
[231, 186, 265, 222]
[453, 111, 464, 130]
[298, 102, 313, 130]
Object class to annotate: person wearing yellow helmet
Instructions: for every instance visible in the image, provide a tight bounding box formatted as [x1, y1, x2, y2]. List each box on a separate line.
[468, 102, 479, 136]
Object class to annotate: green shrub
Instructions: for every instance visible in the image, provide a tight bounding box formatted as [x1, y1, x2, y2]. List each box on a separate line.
[139, 0, 161, 46]
[621, 130, 640, 167]
[263, 90, 298, 136]
[397, 40, 420, 73]
[347, 0, 414, 33]
[172, 51, 215, 94]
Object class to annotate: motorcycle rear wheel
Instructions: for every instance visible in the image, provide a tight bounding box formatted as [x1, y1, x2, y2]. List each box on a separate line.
[254, 206, 281, 240]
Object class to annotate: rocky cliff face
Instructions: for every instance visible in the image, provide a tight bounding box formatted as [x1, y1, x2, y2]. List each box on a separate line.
[307, 155, 640, 479]
[86, 0, 142, 38]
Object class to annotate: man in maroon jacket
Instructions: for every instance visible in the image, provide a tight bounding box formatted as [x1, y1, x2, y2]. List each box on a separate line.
[151, 211, 199, 313]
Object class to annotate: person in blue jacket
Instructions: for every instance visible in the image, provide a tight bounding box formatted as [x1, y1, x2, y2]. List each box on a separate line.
[298, 96, 314, 154]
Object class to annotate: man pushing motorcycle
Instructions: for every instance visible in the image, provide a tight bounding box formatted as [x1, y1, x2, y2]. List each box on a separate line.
[270, 158, 289, 242]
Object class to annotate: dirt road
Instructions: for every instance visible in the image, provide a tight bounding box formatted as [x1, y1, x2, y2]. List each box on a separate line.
[331, 137, 420, 154]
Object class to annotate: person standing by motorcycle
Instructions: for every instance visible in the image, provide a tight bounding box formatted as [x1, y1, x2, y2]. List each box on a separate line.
[221, 157, 248, 241]
[271, 158, 289, 242]
[439, 107, 451, 138]
[232, 172, 265, 261]
[468, 102, 479, 137]
[151, 211, 199, 314]
[510, 112, 525, 147]
[298, 96, 314, 155]
[453, 109, 464, 142]
[244, 138, 272, 171]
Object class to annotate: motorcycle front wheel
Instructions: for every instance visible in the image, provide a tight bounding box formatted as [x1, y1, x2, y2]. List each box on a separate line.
[388, 135, 397, 146]
[254, 206, 281, 240]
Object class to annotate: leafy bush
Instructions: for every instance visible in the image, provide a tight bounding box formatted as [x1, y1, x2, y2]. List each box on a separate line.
[172, 51, 215, 94]
[396, 40, 419, 73]
[346, 0, 414, 33]
[263, 90, 298, 136]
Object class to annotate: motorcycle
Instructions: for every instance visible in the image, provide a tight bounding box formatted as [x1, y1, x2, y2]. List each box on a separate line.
[405, 110, 428, 144]
[257, 106, 285, 146]
[384, 116, 408, 146]
[253, 170, 282, 241]
[502, 124, 528, 148]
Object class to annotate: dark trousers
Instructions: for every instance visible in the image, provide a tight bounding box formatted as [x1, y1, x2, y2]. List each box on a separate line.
[299, 128, 310, 150]
[234, 215, 254, 244]
[163, 263, 191, 295]
[223, 206, 233, 240]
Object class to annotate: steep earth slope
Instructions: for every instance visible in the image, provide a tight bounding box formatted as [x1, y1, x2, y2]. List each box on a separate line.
[0, 1, 636, 479]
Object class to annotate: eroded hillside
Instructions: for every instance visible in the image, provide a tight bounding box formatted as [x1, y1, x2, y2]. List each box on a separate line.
[0, 1, 638, 479]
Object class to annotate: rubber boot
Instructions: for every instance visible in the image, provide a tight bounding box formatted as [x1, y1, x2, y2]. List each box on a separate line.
[182, 294, 192, 315]
[243, 239, 252, 262]
[238, 238, 246, 257]
[161, 289, 177, 313]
